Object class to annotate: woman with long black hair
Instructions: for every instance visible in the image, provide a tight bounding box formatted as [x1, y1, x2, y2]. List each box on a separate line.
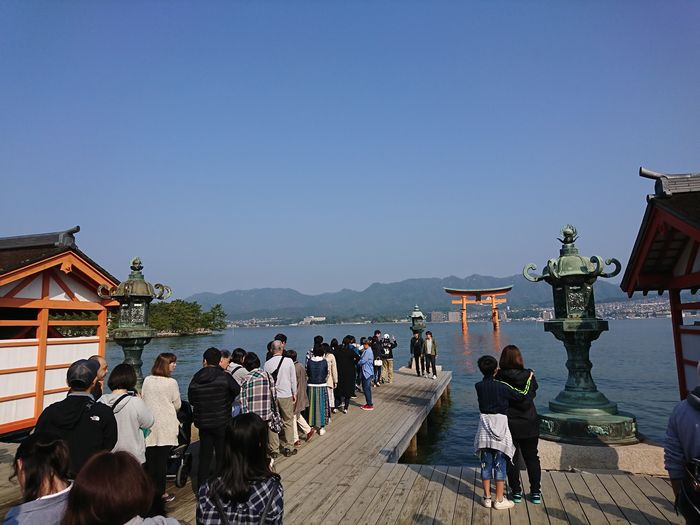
[197, 413, 283, 524]
[4, 433, 71, 524]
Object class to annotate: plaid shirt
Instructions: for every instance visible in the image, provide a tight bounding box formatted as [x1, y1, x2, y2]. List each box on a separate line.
[197, 477, 283, 524]
[240, 368, 276, 422]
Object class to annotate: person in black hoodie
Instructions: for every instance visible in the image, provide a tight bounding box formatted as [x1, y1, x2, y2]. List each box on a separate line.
[188, 347, 241, 488]
[495, 345, 542, 505]
[35, 359, 117, 477]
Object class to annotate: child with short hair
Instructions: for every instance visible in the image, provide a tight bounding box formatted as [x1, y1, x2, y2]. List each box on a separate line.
[474, 355, 533, 510]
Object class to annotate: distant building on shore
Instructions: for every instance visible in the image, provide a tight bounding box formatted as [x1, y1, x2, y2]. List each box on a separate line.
[447, 311, 461, 323]
[430, 311, 448, 322]
[301, 315, 326, 325]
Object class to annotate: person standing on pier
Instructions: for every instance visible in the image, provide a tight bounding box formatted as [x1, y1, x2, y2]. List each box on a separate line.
[381, 333, 398, 384]
[371, 332, 383, 386]
[188, 347, 241, 487]
[474, 355, 533, 510]
[664, 363, 700, 524]
[358, 339, 375, 411]
[422, 331, 438, 379]
[495, 345, 542, 505]
[336, 336, 360, 413]
[35, 359, 117, 478]
[288, 350, 313, 446]
[307, 345, 330, 433]
[264, 340, 298, 457]
[410, 331, 424, 377]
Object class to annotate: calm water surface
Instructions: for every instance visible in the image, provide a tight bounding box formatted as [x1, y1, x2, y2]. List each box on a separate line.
[106, 318, 677, 466]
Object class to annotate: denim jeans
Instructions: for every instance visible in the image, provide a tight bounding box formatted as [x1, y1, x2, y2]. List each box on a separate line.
[361, 375, 373, 406]
[480, 448, 506, 481]
[373, 364, 383, 384]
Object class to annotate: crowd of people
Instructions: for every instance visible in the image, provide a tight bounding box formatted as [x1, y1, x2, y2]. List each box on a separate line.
[4, 328, 423, 525]
[11, 329, 697, 524]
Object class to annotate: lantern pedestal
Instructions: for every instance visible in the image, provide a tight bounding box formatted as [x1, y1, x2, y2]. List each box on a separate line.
[539, 319, 638, 445]
[113, 328, 154, 389]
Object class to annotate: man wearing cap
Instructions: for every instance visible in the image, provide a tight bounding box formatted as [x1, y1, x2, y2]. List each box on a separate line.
[381, 333, 398, 384]
[35, 358, 118, 476]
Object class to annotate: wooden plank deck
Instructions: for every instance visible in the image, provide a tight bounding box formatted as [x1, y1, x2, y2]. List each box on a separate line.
[0, 367, 685, 524]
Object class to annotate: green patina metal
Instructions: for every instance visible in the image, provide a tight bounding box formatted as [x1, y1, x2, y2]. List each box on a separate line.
[410, 305, 426, 334]
[524, 225, 638, 445]
[97, 258, 171, 388]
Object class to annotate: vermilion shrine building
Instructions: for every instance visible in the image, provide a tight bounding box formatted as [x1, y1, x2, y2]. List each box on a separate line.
[621, 168, 700, 399]
[0, 227, 118, 435]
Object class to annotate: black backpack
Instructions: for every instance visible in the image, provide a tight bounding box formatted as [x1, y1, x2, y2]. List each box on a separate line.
[678, 458, 700, 522]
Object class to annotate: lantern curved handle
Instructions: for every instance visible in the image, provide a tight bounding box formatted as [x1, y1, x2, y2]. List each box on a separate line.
[589, 255, 603, 276]
[547, 258, 560, 279]
[97, 284, 113, 300]
[523, 263, 544, 282]
[599, 257, 621, 279]
[154, 284, 172, 300]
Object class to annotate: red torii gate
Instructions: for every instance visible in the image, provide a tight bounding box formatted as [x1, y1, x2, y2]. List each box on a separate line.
[444, 285, 513, 332]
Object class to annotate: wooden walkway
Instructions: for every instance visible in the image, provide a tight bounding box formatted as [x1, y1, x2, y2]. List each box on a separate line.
[0, 367, 684, 524]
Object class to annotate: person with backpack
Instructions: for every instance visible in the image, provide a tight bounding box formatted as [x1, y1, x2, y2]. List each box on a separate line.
[188, 347, 241, 488]
[264, 340, 297, 458]
[664, 363, 700, 524]
[98, 363, 154, 465]
[35, 359, 117, 477]
[226, 348, 248, 417]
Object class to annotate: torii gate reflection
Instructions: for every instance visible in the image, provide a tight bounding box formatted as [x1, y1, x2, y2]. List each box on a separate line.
[444, 285, 513, 332]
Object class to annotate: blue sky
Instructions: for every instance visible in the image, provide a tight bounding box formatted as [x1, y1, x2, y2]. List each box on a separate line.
[1, 2, 699, 298]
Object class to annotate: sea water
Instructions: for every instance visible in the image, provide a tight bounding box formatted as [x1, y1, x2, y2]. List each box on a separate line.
[106, 318, 677, 466]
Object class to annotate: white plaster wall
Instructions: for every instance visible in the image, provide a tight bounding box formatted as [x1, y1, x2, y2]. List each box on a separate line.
[0, 398, 34, 424]
[0, 371, 36, 398]
[0, 344, 38, 369]
[46, 341, 99, 366]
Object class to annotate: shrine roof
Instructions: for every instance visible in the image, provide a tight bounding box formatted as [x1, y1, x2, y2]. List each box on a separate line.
[621, 169, 700, 295]
[444, 285, 513, 296]
[0, 226, 119, 284]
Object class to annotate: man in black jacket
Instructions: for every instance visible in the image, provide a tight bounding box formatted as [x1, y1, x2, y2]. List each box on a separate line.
[35, 358, 118, 476]
[188, 347, 240, 487]
[410, 331, 425, 376]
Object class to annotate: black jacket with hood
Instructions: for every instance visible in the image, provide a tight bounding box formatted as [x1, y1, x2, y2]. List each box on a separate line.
[35, 392, 118, 476]
[494, 368, 539, 439]
[187, 366, 240, 430]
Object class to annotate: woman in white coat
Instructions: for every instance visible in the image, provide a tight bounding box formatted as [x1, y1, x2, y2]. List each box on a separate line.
[142, 352, 181, 503]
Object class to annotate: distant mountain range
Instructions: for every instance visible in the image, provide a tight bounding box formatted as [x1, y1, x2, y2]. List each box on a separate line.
[186, 274, 634, 321]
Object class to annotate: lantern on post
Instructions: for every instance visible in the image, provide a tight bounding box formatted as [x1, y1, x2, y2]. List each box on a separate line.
[410, 305, 426, 335]
[98, 258, 171, 388]
[524, 225, 637, 444]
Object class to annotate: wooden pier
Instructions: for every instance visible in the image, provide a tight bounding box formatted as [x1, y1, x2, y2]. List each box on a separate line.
[0, 367, 684, 524]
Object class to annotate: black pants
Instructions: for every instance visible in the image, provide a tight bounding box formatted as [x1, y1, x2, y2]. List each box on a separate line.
[506, 436, 541, 494]
[425, 354, 436, 376]
[413, 354, 423, 376]
[197, 427, 226, 487]
[145, 445, 170, 497]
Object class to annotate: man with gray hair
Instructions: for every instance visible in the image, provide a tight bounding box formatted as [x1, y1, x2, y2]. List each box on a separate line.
[664, 363, 700, 524]
[264, 340, 298, 457]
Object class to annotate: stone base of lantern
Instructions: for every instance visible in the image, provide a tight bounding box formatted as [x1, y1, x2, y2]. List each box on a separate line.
[538, 411, 639, 446]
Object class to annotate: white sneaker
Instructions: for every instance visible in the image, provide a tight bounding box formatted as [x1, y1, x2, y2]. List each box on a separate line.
[432, 374, 437, 379]
[482, 497, 492, 509]
[319, 428, 326, 436]
[493, 498, 514, 510]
